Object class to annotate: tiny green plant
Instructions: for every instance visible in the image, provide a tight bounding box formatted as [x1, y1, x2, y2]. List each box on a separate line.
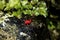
[0, 0, 48, 18]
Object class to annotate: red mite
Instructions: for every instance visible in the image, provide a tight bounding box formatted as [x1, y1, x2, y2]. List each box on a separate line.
[24, 19, 32, 25]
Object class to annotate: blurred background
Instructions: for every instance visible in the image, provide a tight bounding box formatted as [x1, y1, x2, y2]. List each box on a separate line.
[0, 0, 60, 40]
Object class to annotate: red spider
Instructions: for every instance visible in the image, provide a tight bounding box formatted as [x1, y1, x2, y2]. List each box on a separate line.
[24, 19, 32, 25]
